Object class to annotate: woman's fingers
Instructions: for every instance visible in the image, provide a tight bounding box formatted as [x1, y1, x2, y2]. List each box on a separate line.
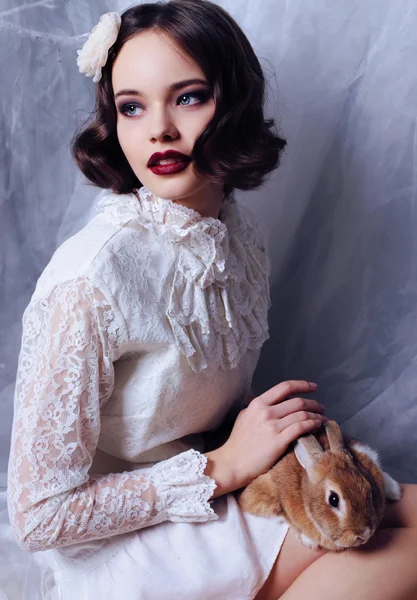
[276, 410, 327, 433]
[270, 397, 325, 420]
[277, 418, 324, 449]
[258, 380, 318, 407]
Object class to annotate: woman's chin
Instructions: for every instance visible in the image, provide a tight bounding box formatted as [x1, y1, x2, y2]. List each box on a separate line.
[141, 173, 208, 201]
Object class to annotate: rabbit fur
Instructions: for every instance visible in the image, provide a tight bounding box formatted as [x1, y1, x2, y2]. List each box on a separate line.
[238, 420, 402, 551]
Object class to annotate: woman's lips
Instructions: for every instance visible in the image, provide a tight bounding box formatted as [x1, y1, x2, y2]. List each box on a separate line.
[148, 158, 192, 175]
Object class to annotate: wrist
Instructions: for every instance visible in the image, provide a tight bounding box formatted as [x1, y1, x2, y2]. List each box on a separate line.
[204, 447, 241, 498]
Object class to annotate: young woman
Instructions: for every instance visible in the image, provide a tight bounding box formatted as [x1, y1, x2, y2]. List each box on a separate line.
[7, 1, 417, 599]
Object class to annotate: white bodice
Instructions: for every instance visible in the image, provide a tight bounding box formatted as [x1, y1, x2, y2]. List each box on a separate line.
[7, 186, 271, 552]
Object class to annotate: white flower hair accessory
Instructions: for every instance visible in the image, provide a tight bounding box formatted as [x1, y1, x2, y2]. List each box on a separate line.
[76, 12, 122, 83]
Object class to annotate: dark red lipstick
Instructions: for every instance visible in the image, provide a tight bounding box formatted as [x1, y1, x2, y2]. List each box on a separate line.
[147, 150, 192, 176]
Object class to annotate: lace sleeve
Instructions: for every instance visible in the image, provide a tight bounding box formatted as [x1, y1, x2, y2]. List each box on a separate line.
[7, 276, 217, 553]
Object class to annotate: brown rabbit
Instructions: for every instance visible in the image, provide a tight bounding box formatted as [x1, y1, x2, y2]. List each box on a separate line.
[238, 420, 402, 551]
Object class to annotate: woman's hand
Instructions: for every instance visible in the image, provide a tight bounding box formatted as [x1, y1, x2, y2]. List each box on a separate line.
[204, 380, 327, 497]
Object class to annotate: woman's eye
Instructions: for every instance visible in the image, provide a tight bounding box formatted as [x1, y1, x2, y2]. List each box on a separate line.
[118, 91, 209, 118]
[177, 91, 207, 106]
[119, 103, 142, 117]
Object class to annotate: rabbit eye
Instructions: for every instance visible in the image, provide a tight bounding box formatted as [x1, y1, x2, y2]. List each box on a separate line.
[328, 491, 340, 508]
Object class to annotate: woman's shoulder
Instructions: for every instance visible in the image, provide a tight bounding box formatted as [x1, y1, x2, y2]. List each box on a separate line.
[235, 199, 270, 253]
[31, 193, 146, 301]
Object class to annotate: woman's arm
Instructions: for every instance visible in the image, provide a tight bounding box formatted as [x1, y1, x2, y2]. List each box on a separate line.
[7, 276, 217, 553]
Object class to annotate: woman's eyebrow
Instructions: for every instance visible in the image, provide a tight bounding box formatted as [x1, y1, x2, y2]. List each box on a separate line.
[114, 78, 208, 99]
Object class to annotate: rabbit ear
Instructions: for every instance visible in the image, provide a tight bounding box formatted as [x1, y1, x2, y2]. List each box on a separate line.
[294, 435, 324, 475]
[325, 420, 346, 452]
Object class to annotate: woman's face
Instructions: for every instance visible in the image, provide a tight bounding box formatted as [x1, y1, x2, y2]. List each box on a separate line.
[112, 30, 220, 203]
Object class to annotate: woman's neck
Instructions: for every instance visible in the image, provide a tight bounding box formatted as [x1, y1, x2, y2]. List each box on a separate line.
[172, 182, 224, 221]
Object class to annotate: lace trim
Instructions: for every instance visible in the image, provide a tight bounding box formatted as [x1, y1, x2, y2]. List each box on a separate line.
[95, 186, 231, 283]
[149, 449, 218, 522]
[8, 278, 219, 552]
[96, 187, 271, 373]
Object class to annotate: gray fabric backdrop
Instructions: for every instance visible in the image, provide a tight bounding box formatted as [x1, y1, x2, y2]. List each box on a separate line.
[0, 0, 416, 596]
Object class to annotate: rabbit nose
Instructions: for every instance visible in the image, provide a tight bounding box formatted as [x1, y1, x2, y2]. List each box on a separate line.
[355, 528, 371, 544]
[359, 527, 372, 540]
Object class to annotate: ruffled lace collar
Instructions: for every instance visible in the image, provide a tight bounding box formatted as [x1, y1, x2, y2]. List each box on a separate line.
[96, 186, 238, 288]
[96, 186, 271, 373]
[135, 185, 231, 234]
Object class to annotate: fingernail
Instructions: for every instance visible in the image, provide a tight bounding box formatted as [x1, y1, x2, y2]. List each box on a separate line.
[309, 382, 318, 387]
[320, 404, 326, 410]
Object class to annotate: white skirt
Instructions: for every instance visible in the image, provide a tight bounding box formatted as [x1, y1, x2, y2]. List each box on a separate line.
[34, 493, 290, 600]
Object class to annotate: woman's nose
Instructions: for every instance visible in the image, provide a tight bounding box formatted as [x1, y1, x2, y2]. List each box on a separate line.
[149, 108, 178, 142]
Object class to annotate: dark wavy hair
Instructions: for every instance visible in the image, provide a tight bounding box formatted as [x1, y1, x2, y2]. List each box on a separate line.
[71, 0, 287, 200]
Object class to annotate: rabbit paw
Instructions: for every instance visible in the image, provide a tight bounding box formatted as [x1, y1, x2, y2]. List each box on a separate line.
[299, 533, 320, 550]
[383, 471, 402, 502]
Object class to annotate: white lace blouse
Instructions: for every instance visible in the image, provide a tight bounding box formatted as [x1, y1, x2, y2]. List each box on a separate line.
[7, 186, 272, 554]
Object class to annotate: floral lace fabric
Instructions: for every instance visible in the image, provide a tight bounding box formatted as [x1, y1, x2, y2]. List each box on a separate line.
[97, 186, 272, 373]
[7, 186, 270, 553]
[7, 277, 216, 552]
